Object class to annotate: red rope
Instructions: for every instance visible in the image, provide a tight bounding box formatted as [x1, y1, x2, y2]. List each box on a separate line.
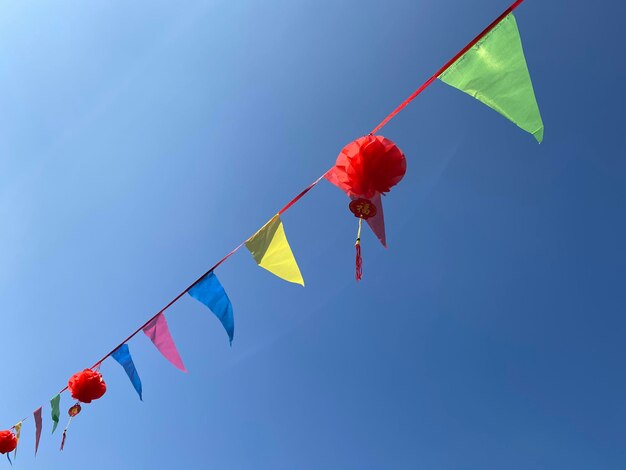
[370, 0, 525, 135]
[279, 174, 328, 215]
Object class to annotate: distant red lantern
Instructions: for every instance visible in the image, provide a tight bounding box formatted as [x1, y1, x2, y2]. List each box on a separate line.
[68, 369, 107, 404]
[0, 430, 17, 454]
[327, 135, 406, 200]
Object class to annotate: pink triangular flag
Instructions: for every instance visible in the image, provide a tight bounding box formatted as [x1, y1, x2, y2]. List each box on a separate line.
[365, 193, 387, 247]
[143, 313, 187, 372]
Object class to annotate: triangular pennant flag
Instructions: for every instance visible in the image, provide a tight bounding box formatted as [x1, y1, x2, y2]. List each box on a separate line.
[13, 422, 21, 459]
[34, 407, 42, 456]
[366, 193, 387, 247]
[438, 13, 544, 142]
[143, 313, 187, 372]
[188, 271, 234, 344]
[50, 394, 60, 434]
[111, 344, 143, 400]
[245, 214, 304, 285]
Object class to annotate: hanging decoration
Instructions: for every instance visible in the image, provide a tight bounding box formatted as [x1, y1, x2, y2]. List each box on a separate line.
[325, 135, 406, 200]
[349, 198, 378, 219]
[60, 404, 82, 451]
[326, 135, 406, 280]
[68, 369, 107, 404]
[349, 198, 378, 281]
[0, 0, 544, 459]
[68, 404, 82, 416]
[0, 431, 17, 455]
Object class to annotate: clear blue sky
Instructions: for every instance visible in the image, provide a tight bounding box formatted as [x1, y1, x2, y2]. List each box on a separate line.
[1, 0, 625, 468]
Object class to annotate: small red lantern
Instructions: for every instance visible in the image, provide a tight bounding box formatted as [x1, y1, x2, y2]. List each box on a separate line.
[68, 369, 107, 404]
[0, 430, 17, 454]
[326, 135, 406, 281]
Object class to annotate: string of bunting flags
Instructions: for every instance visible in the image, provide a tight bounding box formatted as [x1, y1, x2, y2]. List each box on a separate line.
[0, 0, 544, 460]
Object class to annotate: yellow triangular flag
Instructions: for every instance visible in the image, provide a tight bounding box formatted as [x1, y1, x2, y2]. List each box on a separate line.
[13, 421, 22, 458]
[245, 214, 304, 286]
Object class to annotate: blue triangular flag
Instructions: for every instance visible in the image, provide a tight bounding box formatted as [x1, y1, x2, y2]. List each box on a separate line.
[188, 271, 234, 344]
[111, 344, 143, 400]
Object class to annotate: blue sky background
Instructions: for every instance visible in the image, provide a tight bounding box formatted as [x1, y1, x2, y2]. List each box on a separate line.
[1, 0, 625, 468]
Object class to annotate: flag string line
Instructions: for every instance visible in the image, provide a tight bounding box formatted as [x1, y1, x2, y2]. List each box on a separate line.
[13, 0, 527, 435]
[62, 171, 330, 396]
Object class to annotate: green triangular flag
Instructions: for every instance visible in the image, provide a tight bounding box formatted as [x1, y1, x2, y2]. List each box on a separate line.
[439, 13, 544, 142]
[50, 394, 60, 434]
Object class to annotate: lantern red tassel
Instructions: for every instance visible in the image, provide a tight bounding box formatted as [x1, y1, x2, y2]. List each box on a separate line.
[60, 404, 82, 451]
[0, 430, 17, 454]
[327, 136, 406, 281]
[355, 238, 362, 281]
[60, 430, 67, 451]
[327, 135, 406, 200]
[68, 369, 107, 404]
[349, 199, 377, 282]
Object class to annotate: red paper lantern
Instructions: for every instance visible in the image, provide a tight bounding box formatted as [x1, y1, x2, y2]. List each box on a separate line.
[326, 135, 407, 282]
[68, 369, 107, 404]
[329, 135, 406, 200]
[0, 430, 17, 454]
